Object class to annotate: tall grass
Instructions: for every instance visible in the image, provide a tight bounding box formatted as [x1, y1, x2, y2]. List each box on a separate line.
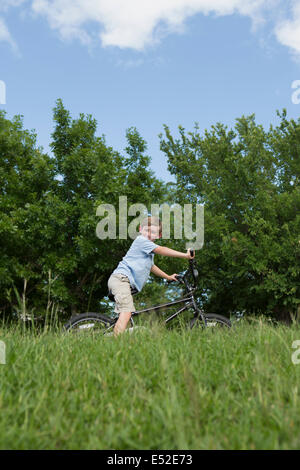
[0, 318, 300, 449]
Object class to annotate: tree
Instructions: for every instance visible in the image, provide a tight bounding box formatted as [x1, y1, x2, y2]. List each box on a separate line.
[0, 101, 171, 318]
[0, 111, 55, 315]
[159, 111, 300, 321]
[49, 104, 170, 315]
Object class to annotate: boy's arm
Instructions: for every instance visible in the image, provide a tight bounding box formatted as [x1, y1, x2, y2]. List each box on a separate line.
[151, 264, 173, 281]
[153, 246, 194, 259]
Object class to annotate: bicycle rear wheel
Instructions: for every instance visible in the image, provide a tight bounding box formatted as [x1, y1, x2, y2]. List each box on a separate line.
[64, 312, 115, 335]
[190, 313, 231, 330]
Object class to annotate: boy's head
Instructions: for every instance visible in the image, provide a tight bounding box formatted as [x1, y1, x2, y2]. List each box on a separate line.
[139, 216, 162, 241]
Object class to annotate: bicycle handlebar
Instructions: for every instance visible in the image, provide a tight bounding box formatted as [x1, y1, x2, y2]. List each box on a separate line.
[171, 251, 198, 292]
[174, 274, 185, 284]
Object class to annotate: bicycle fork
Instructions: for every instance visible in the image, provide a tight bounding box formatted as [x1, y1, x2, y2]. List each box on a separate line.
[191, 295, 207, 328]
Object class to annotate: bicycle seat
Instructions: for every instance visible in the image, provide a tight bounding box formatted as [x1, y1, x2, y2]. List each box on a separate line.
[108, 291, 115, 302]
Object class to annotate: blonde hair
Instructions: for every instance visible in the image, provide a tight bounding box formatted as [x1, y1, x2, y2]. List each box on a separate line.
[141, 216, 162, 233]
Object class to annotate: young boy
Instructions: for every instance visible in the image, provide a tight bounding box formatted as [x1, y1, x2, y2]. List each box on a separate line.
[107, 216, 195, 336]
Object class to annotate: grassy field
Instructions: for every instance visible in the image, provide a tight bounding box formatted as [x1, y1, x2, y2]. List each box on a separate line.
[0, 317, 300, 450]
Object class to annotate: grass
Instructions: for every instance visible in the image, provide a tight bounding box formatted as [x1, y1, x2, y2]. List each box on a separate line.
[0, 317, 300, 449]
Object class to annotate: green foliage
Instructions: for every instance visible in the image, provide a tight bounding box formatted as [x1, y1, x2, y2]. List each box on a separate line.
[1, 102, 299, 322]
[0, 101, 168, 318]
[0, 110, 55, 314]
[159, 110, 300, 320]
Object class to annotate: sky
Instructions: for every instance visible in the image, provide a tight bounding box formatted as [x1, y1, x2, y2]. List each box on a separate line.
[1, 0, 300, 183]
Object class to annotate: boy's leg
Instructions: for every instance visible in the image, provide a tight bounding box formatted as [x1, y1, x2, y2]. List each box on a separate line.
[113, 311, 132, 336]
[108, 274, 135, 336]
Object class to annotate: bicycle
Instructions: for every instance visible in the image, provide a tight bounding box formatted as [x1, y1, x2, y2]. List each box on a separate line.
[64, 251, 231, 334]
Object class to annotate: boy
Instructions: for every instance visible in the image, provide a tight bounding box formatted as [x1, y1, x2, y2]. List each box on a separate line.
[107, 216, 195, 336]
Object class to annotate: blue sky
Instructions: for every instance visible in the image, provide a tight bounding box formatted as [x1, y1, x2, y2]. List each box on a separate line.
[1, 0, 300, 182]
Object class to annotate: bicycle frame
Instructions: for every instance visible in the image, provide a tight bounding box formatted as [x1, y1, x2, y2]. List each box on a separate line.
[127, 257, 207, 327]
[130, 293, 196, 325]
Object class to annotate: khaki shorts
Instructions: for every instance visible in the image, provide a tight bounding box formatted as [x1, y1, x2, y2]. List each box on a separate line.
[107, 273, 136, 314]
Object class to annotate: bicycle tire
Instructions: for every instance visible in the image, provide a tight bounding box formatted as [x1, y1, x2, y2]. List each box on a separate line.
[64, 312, 115, 334]
[190, 313, 231, 329]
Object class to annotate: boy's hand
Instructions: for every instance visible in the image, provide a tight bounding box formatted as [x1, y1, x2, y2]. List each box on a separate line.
[186, 249, 195, 259]
[167, 274, 179, 282]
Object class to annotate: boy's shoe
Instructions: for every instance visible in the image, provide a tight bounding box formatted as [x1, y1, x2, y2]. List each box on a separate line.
[104, 331, 114, 337]
[127, 326, 148, 334]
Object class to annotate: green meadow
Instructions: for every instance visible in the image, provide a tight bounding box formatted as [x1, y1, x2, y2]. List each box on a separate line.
[0, 318, 300, 450]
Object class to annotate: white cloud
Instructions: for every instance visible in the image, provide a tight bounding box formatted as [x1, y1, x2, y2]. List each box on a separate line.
[275, 1, 300, 58]
[0, 0, 300, 59]
[30, 0, 274, 50]
[0, 0, 25, 11]
[0, 1, 24, 51]
[0, 16, 18, 51]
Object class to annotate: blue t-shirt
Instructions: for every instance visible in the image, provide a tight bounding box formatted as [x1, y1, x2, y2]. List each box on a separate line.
[112, 235, 159, 292]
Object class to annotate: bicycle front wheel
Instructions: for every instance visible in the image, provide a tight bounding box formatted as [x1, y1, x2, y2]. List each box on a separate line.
[64, 312, 115, 335]
[190, 313, 231, 330]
